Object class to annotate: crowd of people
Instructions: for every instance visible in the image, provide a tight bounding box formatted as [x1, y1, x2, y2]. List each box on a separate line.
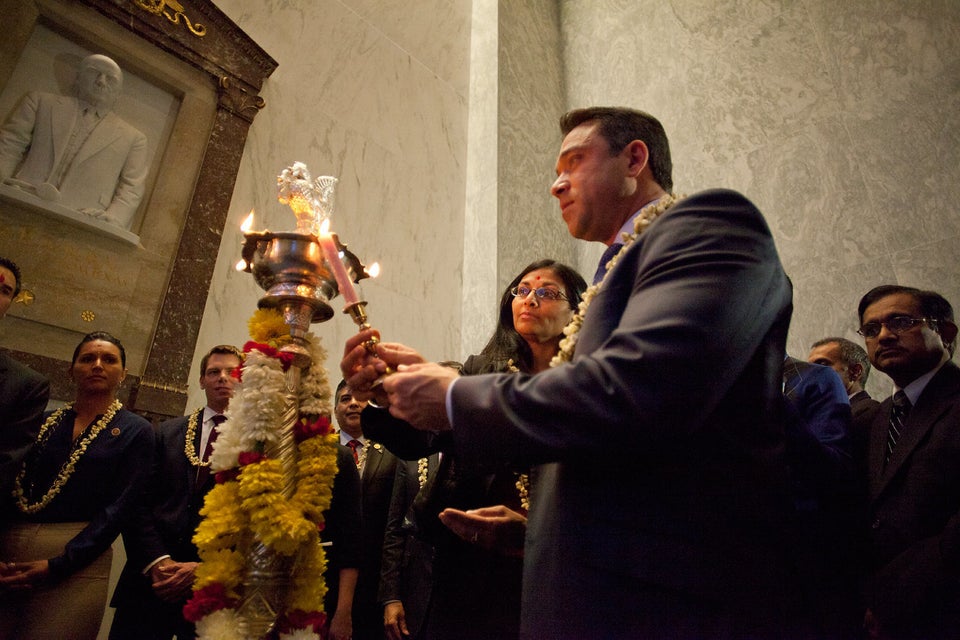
[1, 105, 958, 640]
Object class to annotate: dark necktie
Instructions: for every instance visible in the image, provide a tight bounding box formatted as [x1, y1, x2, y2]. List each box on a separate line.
[885, 391, 911, 464]
[204, 414, 226, 461]
[592, 242, 624, 285]
[347, 439, 362, 467]
[197, 414, 226, 487]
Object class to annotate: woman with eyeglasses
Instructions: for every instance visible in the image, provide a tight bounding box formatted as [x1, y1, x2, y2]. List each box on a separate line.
[359, 259, 586, 640]
[0, 331, 153, 640]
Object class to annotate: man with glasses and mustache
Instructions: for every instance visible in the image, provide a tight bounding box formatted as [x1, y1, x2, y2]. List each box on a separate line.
[855, 285, 960, 639]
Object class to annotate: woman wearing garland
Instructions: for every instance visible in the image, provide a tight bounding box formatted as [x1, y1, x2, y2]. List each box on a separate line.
[361, 259, 586, 640]
[0, 331, 154, 640]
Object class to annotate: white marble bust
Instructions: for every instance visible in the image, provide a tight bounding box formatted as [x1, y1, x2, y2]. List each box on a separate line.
[0, 54, 148, 229]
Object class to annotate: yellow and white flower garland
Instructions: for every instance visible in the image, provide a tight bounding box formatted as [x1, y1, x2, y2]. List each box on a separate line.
[551, 193, 683, 367]
[14, 399, 123, 514]
[186, 309, 338, 640]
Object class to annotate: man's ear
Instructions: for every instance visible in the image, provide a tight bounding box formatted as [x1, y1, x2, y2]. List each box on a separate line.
[624, 139, 649, 178]
[938, 320, 958, 352]
[848, 363, 864, 384]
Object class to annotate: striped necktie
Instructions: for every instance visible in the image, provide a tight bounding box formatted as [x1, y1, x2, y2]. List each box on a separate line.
[347, 439, 362, 467]
[885, 390, 911, 464]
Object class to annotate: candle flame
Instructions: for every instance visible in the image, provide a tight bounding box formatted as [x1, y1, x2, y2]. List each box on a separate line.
[319, 219, 331, 235]
[240, 210, 255, 232]
[235, 258, 247, 271]
[367, 262, 381, 278]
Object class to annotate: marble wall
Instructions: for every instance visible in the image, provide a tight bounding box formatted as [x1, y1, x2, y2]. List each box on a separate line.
[188, 0, 473, 408]
[555, 0, 960, 398]
[193, 0, 960, 405]
[460, 0, 570, 356]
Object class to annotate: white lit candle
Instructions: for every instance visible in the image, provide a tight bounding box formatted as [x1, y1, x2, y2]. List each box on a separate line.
[318, 219, 360, 306]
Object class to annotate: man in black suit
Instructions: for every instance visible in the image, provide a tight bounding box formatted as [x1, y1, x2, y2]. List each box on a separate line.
[856, 285, 960, 639]
[378, 455, 439, 640]
[782, 356, 860, 637]
[335, 379, 400, 640]
[343, 107, 804, 638]
[808, 336, 880, 422]
[0, 256, 49, 499]
[109, 344, 242, 639]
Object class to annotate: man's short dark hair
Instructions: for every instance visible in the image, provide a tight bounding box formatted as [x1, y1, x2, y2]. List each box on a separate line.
[0, 256, 22, 297]
[199, 344, 242, 378]
[857, 285, 956, 355]
[560, 107, 673, 192]
[336, 378, 348, 399]
[811, 336, 872, 384]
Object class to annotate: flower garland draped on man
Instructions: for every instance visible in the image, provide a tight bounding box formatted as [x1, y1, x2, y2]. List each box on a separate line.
[342, 106, 809, 639]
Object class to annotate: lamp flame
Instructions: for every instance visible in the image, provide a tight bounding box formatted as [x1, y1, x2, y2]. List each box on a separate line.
[319, 219, 331, 235]
[235, 258, 247, 271]
[241, 210, 255, 232]
[367, 262, 381, 278]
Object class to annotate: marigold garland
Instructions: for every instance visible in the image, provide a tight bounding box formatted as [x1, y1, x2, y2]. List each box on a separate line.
[188, 307, 337, 640]
[248, 307, 294, 348]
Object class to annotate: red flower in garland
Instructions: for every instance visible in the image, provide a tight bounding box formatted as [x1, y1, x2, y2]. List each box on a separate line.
[243, 340, 297, 371]
[215, 468, 241, 484]
[183, 583, 237, 622]
[276, 609, 328, 634]
[238, 451, 266, 466]
[294, 415, 333, 442]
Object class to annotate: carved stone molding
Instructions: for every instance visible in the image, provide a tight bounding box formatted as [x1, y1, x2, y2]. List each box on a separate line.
[0, 0, 276, 421]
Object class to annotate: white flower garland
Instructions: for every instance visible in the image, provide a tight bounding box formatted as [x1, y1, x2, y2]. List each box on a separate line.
[14, 399, 123, 514]
[190, 326, 336, 640]
[551, 193, 684, 367]
[184, 408, 209, 468]
[298, 333, 332, 416]
[208, 351, 287, 472]
[417, 457, 429, 488]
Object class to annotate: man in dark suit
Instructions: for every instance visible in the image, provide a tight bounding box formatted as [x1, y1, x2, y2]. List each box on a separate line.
[782, 356, 860, 637]
[343, 107, 804, 638]
[808, 337, 880, 423]
[109, 344, 242, 640]
[335, 379, 400, 640]
[379, 455, 439, 640]
[0, 256, 49, 499]
[856, 285, 960, 639]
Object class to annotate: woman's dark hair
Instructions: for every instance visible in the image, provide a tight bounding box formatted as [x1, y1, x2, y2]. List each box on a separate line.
[71, 331, 127, 368]
[478, 259, 587, 372]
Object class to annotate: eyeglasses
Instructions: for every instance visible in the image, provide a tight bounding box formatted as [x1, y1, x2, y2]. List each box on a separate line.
[857, 316, 933, 338]
[510, 285, 567, 301]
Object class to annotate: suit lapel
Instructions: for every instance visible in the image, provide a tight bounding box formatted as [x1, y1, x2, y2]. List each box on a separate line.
[73, 112, 122, 165]
[781, 358, 801, 398]
[363, 441, 382, 484]
[867, 398, 891, 499]
[50, 97, 78, 171]
[871, 362, 960, 499]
